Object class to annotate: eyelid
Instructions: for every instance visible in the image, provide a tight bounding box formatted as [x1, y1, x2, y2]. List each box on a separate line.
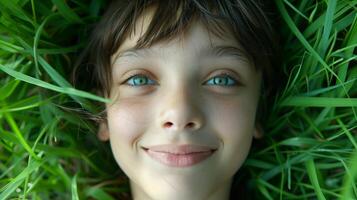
[121, 71, 158, 86]
[204, 70, 243, 86]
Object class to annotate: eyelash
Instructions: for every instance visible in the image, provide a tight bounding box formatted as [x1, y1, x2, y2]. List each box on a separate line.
[122, 72, 240, 87]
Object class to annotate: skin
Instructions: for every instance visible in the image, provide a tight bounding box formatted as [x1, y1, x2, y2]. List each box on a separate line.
[99, 9, 263, 200]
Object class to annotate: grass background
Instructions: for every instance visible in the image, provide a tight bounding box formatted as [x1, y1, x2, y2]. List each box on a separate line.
[0, 0, 356, 199]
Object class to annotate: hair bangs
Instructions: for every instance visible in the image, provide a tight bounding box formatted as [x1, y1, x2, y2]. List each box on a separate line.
[125, 0, 232, 50]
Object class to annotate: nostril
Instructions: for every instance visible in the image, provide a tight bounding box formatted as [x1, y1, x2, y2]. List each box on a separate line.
[186, 122, 195, 128]
[163, 122, 173, 128]
[163, 122, 196, 129]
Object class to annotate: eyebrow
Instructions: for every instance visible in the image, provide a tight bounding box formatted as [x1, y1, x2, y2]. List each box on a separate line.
[203, 45, 249, 62]
[113, 45, 249, 63]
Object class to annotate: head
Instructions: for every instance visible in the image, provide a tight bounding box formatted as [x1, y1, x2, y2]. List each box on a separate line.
[75, 0, 278, 199]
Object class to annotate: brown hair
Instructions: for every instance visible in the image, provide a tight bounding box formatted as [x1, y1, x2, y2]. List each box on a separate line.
[73, 0, 281, 122]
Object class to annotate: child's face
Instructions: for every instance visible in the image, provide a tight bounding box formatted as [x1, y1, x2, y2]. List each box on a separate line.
[100, 10, 262, 200]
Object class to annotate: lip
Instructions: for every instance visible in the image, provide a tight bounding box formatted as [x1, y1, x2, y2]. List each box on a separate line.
[142, 144, 217, 167]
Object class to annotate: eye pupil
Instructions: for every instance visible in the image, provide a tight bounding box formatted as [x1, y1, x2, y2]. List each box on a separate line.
[134, 77, 146, 85]
[214, 77, 228, 85]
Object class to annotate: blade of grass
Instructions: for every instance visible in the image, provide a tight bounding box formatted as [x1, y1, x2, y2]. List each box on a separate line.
[257, 179, 300, 198]
[0, 95, 44, 113]
[30, 0, 36, 24]
[276, 0, 349, 96]
[0, 64, 110, 103]
[305, 159, 327, 200]
[0, 160, 42, 200]
[336, 118, 357, 151]
[281, 97, 357, 107]
[85, 187, 115, 200]
[340, 151, 357, 200]
[300, 78, 357, 97]
[338, 14, 357, 87]
[71, 174, 80, 200]
[51, 0, 84, 24]
[0, 0, 34, 26]
[0, 39, 24, 53]
[3, 112, 40, 160]
[22, 124, 49, 199]
[317, 0, 336, 58]
[0, 80, 20, 101]
[18, 36, 102, 112]
[33, 15, 54, 76]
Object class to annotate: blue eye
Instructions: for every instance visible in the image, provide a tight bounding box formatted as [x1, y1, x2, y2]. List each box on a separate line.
[125, 74, 156, 86]
[124, 73, 238, 87]
[205, 74, 238, 87]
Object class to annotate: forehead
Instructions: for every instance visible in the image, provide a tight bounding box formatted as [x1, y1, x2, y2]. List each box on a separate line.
[111, 6, 248, 62]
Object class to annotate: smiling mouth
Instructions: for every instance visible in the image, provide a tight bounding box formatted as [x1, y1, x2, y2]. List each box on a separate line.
[142, 144, 217, 167]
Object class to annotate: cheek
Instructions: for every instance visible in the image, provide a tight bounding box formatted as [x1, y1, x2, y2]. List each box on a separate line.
[209, 96, 258, 172]
[211, 95, 258, 139]
[107, 99, 153, 145]
[106, 98, 155, 172]
[213, 107, 255, 149]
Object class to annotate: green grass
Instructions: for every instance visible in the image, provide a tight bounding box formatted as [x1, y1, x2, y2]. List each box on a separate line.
[0, 0, 356, 199]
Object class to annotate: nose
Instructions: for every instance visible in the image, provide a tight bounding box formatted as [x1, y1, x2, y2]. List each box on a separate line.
[158, 87, 204, 132]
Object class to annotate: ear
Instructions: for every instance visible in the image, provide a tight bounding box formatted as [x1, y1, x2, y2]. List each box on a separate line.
[98, 122, 110, 141]
[253, 123, 264, 139]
